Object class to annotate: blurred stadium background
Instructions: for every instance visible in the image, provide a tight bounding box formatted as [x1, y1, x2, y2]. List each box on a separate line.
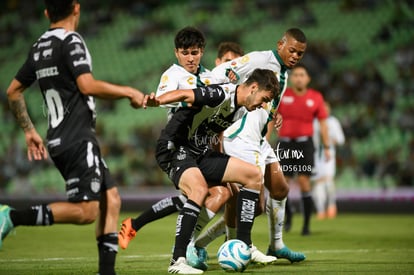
[0, 0, 413, 212]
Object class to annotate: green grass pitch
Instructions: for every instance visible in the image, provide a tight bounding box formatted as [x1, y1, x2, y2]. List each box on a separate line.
[1, 213, 413, 274]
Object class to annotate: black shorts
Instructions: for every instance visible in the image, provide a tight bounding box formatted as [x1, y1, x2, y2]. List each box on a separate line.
[277, 137, 314, 177]
[52, 140, 116, 202]
[156, 141, 229, 189]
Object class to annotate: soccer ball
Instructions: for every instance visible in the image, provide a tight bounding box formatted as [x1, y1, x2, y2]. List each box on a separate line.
[217, 239, 251, 272]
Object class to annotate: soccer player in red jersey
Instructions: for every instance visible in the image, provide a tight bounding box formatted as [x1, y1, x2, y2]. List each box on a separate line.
[277, 64, 330, 235]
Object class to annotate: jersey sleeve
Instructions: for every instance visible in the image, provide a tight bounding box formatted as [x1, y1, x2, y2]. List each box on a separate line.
[330, 117, 345, 145]
[193, 84, 227, 107]
[211, 51, 270, 84]
[315, 93, 328, 120]
[15, 52, 36, 87]
[62, 33, 91, 79]
[156, 72, 183, 108]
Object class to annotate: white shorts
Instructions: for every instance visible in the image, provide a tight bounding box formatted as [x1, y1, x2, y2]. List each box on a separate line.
[223, 137, 278, 174]
[312, 157, 336, 181]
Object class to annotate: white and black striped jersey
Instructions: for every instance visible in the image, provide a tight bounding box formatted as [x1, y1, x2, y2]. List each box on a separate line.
[15, 28, 97, 157]
[212, 50, 289, 142]
[158, 83, 243, 155]
[156, 64, 218, 121]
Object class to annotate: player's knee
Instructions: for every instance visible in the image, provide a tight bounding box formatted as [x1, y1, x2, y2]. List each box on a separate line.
[244, 168, 263, 191]
[78, 201, 99, 224]
[270, 183, 289, 200]
[213, 186, 232, 203]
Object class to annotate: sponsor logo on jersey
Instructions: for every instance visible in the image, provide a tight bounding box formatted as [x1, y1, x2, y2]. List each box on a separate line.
[240, 55, 250, 64]
[33, 52, 40, 61]
[282, 96, 294, 104]
[36, 66, 59, 79]
[66, 178, 80, 186]
[187, 76, 195, 85]
[161, 75, 169, 84]
[37, 40, 52, 48]
[306, 99, 314, 107]
[70, 44, 85, 56]
[69, 35, 82, 44]
[158, 84, 167, 92]
[73, 57, 89, 67]
[42, 48, 53, 59]
[67, 187, 79, 198]
[176, 147, 187, 161]
[47, 138, 61, 148]
[90, 178, 101, 193]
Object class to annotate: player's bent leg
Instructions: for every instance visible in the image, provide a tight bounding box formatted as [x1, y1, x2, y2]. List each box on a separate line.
[222, 157, 262, 247]
[264, 162, 289, 200]
[312, 179, 327, 220]
[187, 185, 231, 270]
[297, 175, 313, 235]
[266, 197, 306, 262]
[170, 168, 207, 273]
[120, 194, 187, 250]
[49, 201, 99, 224]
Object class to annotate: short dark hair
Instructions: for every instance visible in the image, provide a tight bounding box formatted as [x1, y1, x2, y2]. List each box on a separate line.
[245, 69, 280, 99]
[174, 26, 206, 49]
[44, 0, 77, 23]
[217, 42, 244, 58]
[292, 63, 310, 75]
[285, 28, 307, 43]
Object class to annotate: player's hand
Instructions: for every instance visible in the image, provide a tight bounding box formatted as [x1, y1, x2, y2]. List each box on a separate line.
[225, 68, 239, 84]
[324, 148, 331, 162]
[129, 87, 146, 108]
[143, 92, 161, 108]
[24, 129, 47, 161]
[273, 112, 283, 132]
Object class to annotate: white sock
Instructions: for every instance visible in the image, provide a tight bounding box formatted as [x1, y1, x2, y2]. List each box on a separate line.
[226, 226, 237, 240]
[189, 207, 215, 246]
[195, 215, 226, 248]
[313, 181, 327, 215]
[266, 197, 286, 250]
[326, 179, 336, 208]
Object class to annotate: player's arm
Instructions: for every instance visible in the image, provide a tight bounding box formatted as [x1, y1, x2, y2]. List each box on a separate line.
[212, 51, 267, 84]
[319, 118, 331, 161]
[145, 85, 227, 108]
[144, 89, 195, 107]
[65, 33, 145, 108]
[7, 79, 47, 161]
[76, 73, 145, 108]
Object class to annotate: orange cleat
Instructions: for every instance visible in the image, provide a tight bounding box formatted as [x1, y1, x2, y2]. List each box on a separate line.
[118, 218, 136, 249]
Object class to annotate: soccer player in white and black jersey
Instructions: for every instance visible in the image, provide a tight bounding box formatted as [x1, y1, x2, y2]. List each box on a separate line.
[144, 68, 279, 274]
[0, 1, 145, 274]
[192, 28, 307, 263]
[118, 28, 234, 259]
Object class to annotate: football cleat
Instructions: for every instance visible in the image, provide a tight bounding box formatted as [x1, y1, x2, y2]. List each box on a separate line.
[168, 257, 203, 274]
[0, 204, 14, 250]
[250, 245, 277, 265]
[118, 218, 136, 250]
[186, 246, 208, 271]
[267, 246, 306, 263]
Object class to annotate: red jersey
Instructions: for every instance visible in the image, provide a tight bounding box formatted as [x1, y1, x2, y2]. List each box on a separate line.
[278, 88, 327, 138]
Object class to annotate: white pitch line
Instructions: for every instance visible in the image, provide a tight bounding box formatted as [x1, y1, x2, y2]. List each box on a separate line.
[1, 249, 413, 263]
